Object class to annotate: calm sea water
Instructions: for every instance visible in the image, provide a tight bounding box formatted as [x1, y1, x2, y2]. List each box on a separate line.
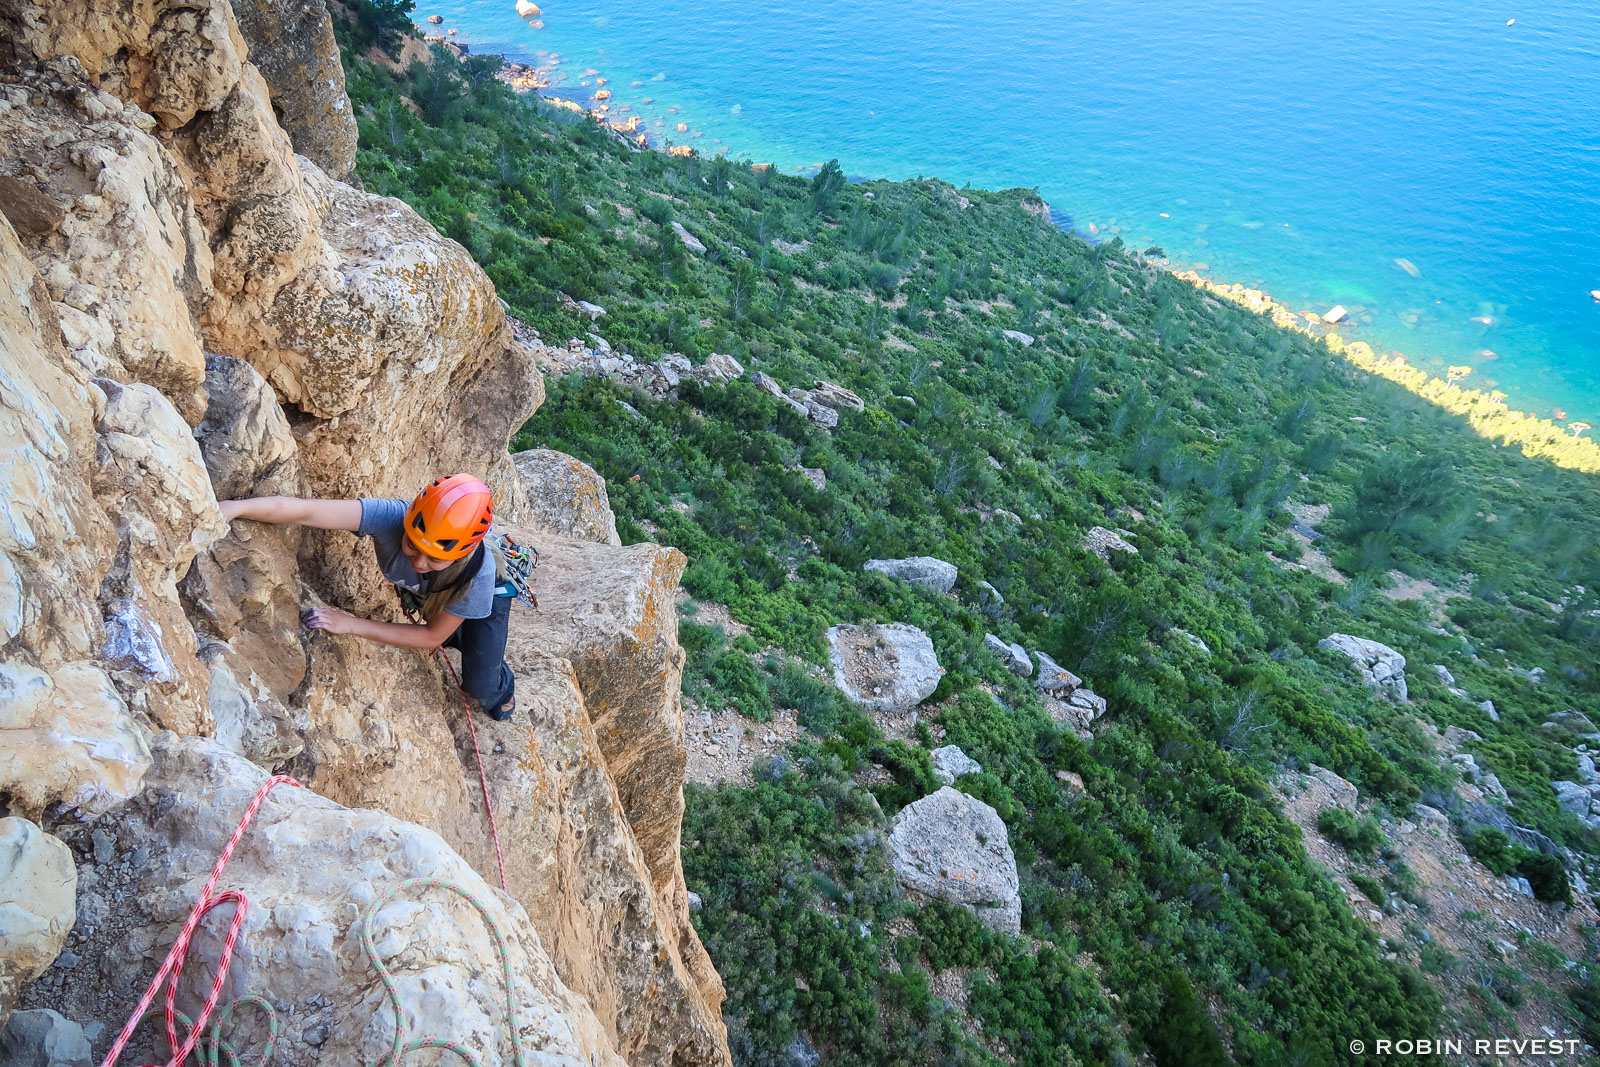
[425, 0, 1600, 427]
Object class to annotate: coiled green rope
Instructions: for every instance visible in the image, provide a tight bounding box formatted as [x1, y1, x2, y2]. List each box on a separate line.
[127, 876, 524, 1067]
[359, 876, 527, 1067]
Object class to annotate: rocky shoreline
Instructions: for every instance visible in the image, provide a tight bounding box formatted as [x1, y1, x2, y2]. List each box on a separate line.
[1172, 269, 1600, 474]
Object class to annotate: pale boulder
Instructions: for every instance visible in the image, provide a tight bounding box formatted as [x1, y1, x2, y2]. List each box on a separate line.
[827, 622, 944, 714]
[1031, 650, 1081, 692]
[863, 556, 958, 593]
[1318, 633, 1408, 701]
[1083, 526, 1138, 561]
[930, 745, 982, 785]
[887, 787, 1021, 935]
[513, 449, 623, 546]
[984, 633, 1032, 676]
[1067, 688, 1107, 719]
[671, 221, 706, 253]
[693, 352, 744, 384]
[0, 819, 76, 1024]
[807, 380, 865, 412]
[1307, 764, 1359, 811]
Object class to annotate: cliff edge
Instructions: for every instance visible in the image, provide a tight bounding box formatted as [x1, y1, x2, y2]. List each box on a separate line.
[0, 1, 729, 1063]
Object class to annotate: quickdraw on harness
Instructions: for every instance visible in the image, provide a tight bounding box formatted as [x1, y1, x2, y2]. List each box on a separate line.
[487, 530, 539, 609]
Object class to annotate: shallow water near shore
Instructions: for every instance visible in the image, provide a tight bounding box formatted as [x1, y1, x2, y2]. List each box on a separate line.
[425, 0, 1600, 428]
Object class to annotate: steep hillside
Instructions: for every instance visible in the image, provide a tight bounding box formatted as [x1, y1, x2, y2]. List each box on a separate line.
[0, 3, 727, 1065]
[334, 28, 1600, 1067]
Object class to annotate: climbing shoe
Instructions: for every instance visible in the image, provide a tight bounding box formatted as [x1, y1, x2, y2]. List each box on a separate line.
[485, 699, 515, 723]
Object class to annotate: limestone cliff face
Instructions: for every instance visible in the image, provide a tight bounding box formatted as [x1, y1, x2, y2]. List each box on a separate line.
[0, 2, 728, 1064]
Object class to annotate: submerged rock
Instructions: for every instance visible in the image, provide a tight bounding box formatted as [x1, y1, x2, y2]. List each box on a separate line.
[887, 787, 1020, 934]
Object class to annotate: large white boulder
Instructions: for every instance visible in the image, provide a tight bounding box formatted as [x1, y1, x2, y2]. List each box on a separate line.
[1318, 633, 1408, 701]
[827, 623, 943, 714]
[863, 557, 958, 594]
[0, 819, 76, 1024]
[887, 788, 1020, 935]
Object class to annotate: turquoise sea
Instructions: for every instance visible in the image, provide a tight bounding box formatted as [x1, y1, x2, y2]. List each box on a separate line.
[423, 0, 1600, 427]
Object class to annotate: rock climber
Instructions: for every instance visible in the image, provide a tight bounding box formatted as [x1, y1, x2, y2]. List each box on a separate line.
[218, 474, 516, 721]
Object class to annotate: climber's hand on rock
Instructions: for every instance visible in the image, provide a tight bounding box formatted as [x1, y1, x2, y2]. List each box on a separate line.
[302, 606, 358, 634]
[219, 499, 245, 522]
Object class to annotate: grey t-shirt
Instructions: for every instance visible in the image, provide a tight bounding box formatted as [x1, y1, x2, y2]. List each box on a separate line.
[358, 497, 497, 619]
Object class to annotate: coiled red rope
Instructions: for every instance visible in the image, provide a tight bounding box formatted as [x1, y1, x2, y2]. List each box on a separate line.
[101, 774, 303, 1067]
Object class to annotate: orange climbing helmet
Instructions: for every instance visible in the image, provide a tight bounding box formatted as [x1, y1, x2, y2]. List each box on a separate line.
[403, 474, 493, 561]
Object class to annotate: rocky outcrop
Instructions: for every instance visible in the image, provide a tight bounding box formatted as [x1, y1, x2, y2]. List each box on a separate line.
[40, 736, 623, 1067]
[0, 1009, 92, 1066]
[0, 819, 76, 1025]
[1083, 526, 1138, 561]
[984, 633, 1032, 677]
[807, 380, 864, 412]
[930, 745, 982, 785]
[1000, 329, 1034, 347]
[1318, 633, 1408, 701]
[671, 220, 706, 253]
[0, 6, 729, 1064]
[1031, 650, 1080, 692]
[513, 448, 623, 546]
[887, 787, 1020, 935]
[863, 556, 958, 593]
[230, 0, 357, 179]
[826, 622, 943, 714]
[1306, 764, 1359, 811]
[747, 371, 809, 416]
[692, 352, 743, 385]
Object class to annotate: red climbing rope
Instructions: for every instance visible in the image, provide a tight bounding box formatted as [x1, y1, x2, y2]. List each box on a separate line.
[433, 647, 508, 892]
[102, 774, 304, 1067]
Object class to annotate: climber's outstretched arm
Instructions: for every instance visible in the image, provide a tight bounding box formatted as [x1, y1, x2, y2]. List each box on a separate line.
[302, 605, 466, 649]
[219, 496, 362, 531]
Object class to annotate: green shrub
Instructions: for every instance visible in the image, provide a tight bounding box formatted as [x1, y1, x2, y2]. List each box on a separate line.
[1515, 853, 1572, 906]
[1317, 807, 1385, 855]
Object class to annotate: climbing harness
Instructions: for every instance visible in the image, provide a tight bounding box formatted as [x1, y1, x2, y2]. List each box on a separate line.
[102, 774, 305, 1067]
[101, 786, 530, 1067]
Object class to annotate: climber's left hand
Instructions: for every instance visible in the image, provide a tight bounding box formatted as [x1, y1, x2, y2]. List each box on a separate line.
[302, 606, 358, 634]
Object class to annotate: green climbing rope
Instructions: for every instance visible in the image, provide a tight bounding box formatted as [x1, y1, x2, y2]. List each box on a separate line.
[360, 876, 527, 1067]
[130, 876, 524, 1067]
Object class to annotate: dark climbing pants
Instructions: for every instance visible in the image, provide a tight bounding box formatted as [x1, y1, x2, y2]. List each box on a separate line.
[442, 593, 515, 712]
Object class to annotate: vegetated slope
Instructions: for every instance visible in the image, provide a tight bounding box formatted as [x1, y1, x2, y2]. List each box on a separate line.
[339, 27, 1600, 1067]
